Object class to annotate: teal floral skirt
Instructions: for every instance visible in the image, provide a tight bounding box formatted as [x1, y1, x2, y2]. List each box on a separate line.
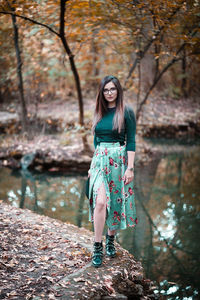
[88, 142, 137, 230]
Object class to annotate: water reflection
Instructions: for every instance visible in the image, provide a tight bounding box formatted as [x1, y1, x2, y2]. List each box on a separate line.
[1, 169, 92, 230]
[0, 145, 200, 299]
[130, 149, 200, 299]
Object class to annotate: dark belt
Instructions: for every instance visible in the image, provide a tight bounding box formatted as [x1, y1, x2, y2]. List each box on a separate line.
[97, 141, 125, 146]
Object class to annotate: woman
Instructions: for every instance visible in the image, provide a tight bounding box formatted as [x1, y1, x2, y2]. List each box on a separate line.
[88, 75, 137, 267]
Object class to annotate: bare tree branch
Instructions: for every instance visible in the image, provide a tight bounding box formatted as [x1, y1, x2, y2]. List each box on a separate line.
[124, 1, 184, 87]
[0, 10, 60, 36]
[136, 29, 198, 120]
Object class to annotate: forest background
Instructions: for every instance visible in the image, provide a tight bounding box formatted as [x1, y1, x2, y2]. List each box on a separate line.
[0, 0, 199, 150]
[0, 2, 200, 298]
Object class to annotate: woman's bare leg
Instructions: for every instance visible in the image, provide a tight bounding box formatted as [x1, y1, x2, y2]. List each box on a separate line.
[107, 229, 116, 236]
[93, 183, 106, 242]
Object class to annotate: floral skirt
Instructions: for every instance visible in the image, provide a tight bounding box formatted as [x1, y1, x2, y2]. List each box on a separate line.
[88, 142, 137, 230]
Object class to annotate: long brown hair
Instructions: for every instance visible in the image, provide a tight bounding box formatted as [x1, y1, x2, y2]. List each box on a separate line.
[92, 75, 124, 133]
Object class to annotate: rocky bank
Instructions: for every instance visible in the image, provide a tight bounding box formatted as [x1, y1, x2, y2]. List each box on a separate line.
[0, 202, 157, 300]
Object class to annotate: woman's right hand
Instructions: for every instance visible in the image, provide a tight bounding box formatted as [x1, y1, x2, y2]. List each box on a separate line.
[88, 169, 91, 178]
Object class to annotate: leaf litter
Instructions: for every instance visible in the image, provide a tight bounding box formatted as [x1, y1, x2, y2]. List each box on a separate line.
[0, 203, 91, 299]
[0, 202, 158, 300]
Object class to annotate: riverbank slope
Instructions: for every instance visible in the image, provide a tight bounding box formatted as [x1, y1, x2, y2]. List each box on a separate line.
[0, 202, 157, 300]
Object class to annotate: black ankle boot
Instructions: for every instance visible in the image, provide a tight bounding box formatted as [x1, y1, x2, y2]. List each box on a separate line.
[106, 234, 116, 257]
[92, 241, 103, 267]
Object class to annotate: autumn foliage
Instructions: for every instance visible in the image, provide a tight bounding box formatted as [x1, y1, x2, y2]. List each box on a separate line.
[0, 0, 199, 127]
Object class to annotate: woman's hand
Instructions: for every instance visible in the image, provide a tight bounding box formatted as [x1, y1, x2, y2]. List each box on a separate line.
[124, 168, 134, 185]
[88, 169, 91, 178]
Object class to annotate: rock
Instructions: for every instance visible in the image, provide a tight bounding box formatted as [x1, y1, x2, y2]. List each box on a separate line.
[21, 152, 36, 170]
[102, 295, 128, 300]
[0, 203, 158, 300]
[138, 97, 200, 138]
[0, 140, 91, 172]
[2, 157, 20, 169]
[0, 111, 20, 133]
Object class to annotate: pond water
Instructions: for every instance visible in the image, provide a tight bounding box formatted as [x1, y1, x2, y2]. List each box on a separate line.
[1, 140, 200, 299]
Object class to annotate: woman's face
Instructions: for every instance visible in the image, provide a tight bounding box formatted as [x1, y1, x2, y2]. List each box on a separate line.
[103, 81, 118, 108]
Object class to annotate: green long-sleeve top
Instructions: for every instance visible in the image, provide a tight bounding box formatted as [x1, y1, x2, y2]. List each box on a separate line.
[94, 106, 136, 151]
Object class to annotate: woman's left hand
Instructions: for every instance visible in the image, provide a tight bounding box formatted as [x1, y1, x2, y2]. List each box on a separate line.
[124, 169, 134, 185]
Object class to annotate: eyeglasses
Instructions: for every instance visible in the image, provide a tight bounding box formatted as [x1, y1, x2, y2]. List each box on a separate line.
[103, 87, 117, 95]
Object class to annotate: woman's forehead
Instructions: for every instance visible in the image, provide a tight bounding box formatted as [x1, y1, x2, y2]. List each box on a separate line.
[104, 81, 115, 89]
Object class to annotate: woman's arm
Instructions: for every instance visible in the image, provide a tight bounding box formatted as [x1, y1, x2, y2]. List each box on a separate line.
[94, 132, 97, 149]
[124, 151, 135, 185]
[88, 132, 97, 177]
[125, 106, 136, 152]
[124, 106, 136, 184]
[127, 150, 135, 169]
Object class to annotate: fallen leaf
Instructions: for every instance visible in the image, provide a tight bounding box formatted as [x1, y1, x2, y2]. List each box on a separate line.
[73, 277, 85, 282]
[39, 245, 48, 250]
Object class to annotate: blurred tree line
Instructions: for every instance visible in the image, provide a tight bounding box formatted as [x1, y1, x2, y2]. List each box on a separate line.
[0, 0, 199, 133]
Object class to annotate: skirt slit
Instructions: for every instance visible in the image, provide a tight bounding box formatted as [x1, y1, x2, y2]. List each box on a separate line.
[89, 142, 137, 230]
[89, 169, 110, 221]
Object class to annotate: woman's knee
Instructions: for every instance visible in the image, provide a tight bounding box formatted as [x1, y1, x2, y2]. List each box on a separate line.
[95, 184, 106, 211]
[96, 199, 106, 211]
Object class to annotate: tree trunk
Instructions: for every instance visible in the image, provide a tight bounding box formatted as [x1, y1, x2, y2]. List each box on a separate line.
[60, 0, 84, 126]
[11, 10, 28, 132]
[60, 0, 91, 152]
[124, 3, 183, 88]
[91, 30, 99, 90]
[1, 2, 91, 148]
[136, 60, 141, 113]
[136, 55, 181, 120]
[135, 27, 197, 121]
[181, 48, 188, 98]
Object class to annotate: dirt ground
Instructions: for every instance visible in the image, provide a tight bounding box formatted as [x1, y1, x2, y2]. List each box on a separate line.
[0, 202, 157, 300]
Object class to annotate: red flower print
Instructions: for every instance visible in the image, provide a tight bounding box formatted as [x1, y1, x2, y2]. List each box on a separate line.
[109, 158, 114, 166]
[105, 148, 108, 155]
[117, 216, 121, 221]
[117, 198, 122, 203]
[114, 211, 118, 215]
[105, 167, 110, 175]
[128, 187, 133, 195]
[135, 218, 138, 224]
[109, 180, 115, 187]
[121, 212, 126, 219]
[129, 217, 134, 222]
[123, 156, 126, 165]
[109, 186, 113, 193]
[114, 163, 118, 169]
[112, 222, 118, 226]
[130, 202, 133, 209]
[114, 190, 119, 194]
